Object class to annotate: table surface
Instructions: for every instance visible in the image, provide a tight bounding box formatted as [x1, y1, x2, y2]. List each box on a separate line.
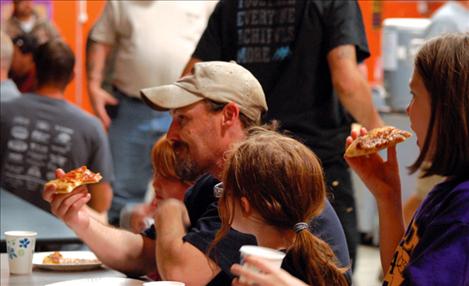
[0, 253, 138, 286]
[0, 189, 78, 244]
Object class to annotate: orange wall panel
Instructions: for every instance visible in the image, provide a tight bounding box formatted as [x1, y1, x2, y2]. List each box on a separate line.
[51, 0, 105, 114]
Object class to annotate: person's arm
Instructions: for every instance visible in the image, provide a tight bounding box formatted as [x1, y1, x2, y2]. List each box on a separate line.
[154, 199, 220, 285]
[344, 129, 404, 272]
[43, 169, 155, 276]
[231, 256, 308, 286]
[82, 204, 107, 224]
[74, 215, 156, 276]
[86, 41, 118, 128]
[87, 182, 112, 214]
[327, 45, 383, 130]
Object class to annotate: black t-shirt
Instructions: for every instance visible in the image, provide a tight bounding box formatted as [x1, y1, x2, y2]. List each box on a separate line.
[144, 174, 351, 285]
[192, 0, 370, 164]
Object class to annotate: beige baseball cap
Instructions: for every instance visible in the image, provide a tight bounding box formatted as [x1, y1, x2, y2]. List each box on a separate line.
[140, 61, 268, 122]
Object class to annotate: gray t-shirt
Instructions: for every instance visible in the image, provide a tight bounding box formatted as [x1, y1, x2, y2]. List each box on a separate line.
[0, 79, 21, 102]
[0, 93, 114, 210]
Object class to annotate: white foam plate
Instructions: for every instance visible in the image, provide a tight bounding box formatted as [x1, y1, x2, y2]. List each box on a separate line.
[45, 277, 144, 286]
[33, 251, 102, 271]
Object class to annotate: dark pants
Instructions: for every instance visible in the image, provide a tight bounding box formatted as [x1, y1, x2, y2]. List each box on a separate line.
[324, 160, 358, 271]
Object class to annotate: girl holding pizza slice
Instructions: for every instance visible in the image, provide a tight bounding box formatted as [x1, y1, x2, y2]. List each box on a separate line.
[230, 33, 469, 286]
[346, 33, 469, 285]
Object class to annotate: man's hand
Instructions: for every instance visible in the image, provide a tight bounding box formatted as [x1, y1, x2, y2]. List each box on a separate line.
[231, 256, 308, 286]
[88, 85, 118, 129]
[42, 169, 92, 232]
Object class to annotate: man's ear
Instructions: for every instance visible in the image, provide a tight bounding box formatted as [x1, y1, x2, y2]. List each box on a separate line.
[222, 102, 241, 127]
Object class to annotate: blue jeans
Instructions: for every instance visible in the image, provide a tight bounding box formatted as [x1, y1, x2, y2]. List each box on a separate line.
[108, 88, 171, 224]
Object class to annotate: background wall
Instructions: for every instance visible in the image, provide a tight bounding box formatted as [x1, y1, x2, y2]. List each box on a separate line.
[51, 0, 105, 113]
[1, 0, 106, 113]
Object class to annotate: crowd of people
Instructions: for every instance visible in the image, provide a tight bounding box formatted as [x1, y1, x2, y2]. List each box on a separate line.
[1, 0, 468, 285]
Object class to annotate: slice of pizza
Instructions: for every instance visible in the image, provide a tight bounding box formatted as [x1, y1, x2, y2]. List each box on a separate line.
[45, 166, 103, 194]
[345, 126, 412, 157]
[43, 251, 63, 264]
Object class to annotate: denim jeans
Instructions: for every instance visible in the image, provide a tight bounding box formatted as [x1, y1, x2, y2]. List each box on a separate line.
[107, 88, 171, 224]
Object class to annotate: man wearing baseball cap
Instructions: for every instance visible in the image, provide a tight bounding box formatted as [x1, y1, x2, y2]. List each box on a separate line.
[43, 61, 351, 285]
[141, 61, 267, 125]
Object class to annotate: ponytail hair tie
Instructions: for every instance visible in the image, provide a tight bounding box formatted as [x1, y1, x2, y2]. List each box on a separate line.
[293, 222, 309, 233]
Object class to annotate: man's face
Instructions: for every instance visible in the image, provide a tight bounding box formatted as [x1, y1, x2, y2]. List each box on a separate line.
[167, 101, 224, 181]
[14, 1, 34, 18]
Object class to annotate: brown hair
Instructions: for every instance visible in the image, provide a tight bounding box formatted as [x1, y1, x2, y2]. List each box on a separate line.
[205, 100, 259, 128]
[215, 128, 347, 286]
[151, 135, 189, 184]
[33, 40, 75, 90]
[409, 33, 469, 178]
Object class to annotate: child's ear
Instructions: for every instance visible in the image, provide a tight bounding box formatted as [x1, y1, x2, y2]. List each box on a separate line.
[240, 197, 252, 216]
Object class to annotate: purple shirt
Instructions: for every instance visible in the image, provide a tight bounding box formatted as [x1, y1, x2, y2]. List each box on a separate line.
[383, 177, 469, 285]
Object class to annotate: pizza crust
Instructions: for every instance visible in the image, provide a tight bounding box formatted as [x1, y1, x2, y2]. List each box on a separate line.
[345, 126, 412, 157]
[45, 166, 103, 194]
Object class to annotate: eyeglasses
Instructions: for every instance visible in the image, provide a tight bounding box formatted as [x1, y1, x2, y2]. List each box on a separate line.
[213, 182, 224, 198]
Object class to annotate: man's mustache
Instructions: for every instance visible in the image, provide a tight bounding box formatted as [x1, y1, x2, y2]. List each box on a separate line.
[172, 140, 189, 152]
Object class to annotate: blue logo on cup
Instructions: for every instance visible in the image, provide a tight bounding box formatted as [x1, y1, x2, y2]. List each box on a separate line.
[19, 238, 30, 248]
[6, 238, 31, 260]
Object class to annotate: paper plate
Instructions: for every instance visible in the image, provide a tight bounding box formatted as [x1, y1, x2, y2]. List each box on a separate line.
[33, 251, 102, 271]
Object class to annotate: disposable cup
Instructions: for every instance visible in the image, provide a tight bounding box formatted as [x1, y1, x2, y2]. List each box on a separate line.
[4, 231, 37, 274]
[239, 245, 286, 284]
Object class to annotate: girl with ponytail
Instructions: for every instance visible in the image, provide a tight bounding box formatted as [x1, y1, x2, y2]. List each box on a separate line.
[212, 128, 349, 286]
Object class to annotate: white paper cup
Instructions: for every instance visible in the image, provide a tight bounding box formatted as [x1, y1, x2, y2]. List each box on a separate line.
[4, 231, 37, 274]
[143, 282, 185, 286]
[239, 245, 286, 284]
